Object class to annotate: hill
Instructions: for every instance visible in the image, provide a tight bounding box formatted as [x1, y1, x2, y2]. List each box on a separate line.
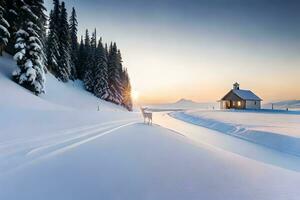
[148, 98, 217, 110]
[0, 54, 137, 141]
[0, 54, 126, 111]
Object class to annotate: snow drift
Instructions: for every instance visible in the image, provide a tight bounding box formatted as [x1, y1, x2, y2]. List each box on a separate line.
[170, 110, 300, 156]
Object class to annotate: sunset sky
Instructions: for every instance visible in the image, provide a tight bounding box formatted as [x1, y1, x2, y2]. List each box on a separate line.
[45, 0, 300, 104]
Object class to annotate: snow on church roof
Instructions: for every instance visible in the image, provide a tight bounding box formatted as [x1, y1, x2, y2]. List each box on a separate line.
[232, 89, 262, 101]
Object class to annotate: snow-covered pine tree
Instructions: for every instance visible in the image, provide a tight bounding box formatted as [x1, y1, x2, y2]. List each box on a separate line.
[69, 7, 78, 80]
[26, 0, 47, 72]
[83, 29, 96, 91]
[57, 1, 71, 82]
[105, 43, 109, 59]
[12, 1, 46, 94]
[117, 49, 124, 102]
[107, 42, 122, 104]
[83, 69, 93, 91]
[0, 0, 10, 55]
[46, 0, 60, 75]
[28, 0, 47, 39]
[4, 0, 18, 55]
[77, 29, 90, 81]
[121, 68, 133, 111]
[84, 29, 90, 49]
[77, 36, 85, 80]
[93, 38, 109, 99]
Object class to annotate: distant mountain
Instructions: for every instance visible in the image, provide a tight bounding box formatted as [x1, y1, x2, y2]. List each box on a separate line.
[264, 100, 300, 109]
[147, 98, 217, 110]
[172, 98, 204, 108]
[175, 98, 196, 104]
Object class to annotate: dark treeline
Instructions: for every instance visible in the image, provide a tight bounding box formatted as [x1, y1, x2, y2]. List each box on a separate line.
[0, 0, 132, 111]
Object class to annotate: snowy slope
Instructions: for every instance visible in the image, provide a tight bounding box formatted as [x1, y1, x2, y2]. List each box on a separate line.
[0, 55, 63, 111]
[0, 54, 139, 141]
[170, 110, 300, 156]
[0, 54, 126, 112]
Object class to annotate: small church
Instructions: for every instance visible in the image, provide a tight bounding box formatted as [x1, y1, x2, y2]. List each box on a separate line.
[219, 83, 262, 110]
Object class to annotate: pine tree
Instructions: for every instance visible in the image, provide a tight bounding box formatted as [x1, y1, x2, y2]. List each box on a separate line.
[84, 29, 96, 91]
[12, 1, 46, 94]
[4, 0, 19, 55]
[57, 1, 71, 82]
[46, 0, 60, 75]
[105, 43, 109, 58]
[69, 7, 78, 80]
[79, 29, 90, 81]
[107, 42, 122, 104]
[84, 29, 90, 49]
[27, 0, 47, 72]
[117, 49, 124, 101]
[77, 36, 85, 79]
[94, 38, 109, 99]
[121, 69, 133, 111]
[0, 0, 10, 55]
[28, 0, 47, 40]
[83, 69, 93, 91]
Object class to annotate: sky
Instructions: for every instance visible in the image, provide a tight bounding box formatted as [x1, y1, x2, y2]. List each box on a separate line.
[45, 0, 300, 104]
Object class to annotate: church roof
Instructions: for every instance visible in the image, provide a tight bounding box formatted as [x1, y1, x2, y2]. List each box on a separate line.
[220, 89, 262, 101]
[231, 89, 262, 101]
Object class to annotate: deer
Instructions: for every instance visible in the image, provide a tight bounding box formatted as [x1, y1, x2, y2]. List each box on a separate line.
[140, 107, 152, 125]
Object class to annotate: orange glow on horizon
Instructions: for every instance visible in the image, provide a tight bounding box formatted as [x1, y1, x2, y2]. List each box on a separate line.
[136, 81, 300, 105]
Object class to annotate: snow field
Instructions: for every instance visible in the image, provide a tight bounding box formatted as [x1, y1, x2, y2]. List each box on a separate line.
[1, 123, 300, 200]
[170, 110, 300, 156]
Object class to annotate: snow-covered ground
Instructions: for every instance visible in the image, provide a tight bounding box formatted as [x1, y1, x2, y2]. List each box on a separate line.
[170, 110, 300, 156]
[2, 114, 300, 200]
[0, 54, 138, 138]
[0, 54, 139, 172]
[1, 55, 300, 200]
[264, 100, 300, 110]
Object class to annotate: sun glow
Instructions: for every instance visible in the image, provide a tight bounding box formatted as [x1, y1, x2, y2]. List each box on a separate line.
[132, 90, 140, 101]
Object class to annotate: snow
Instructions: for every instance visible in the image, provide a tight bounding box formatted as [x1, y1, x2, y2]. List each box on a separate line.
[0, 54, 137, 140]
[25, 59, 33, 68]
[170, 110, 300, 156]
[29, 36, 41, 45]
[1, 54, 300, 199]
[0, 24, 10, 37]
[1, 119, 300, 200]
[30, 42, 42, 51]
[2, 37, 8, 44]
[1, 18, 10, 28]
[26, 66, 36, 81]
[13, 51, 25, 60]
[8, 9, 17, 16]
[15, 29, 29, 37]
[264, 100, 300, 110]
[21, 5, 38, 20]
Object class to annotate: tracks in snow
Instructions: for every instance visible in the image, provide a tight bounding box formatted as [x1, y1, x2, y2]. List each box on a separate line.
[27, 122, 136, 159]
[0, 119, 139, 175]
